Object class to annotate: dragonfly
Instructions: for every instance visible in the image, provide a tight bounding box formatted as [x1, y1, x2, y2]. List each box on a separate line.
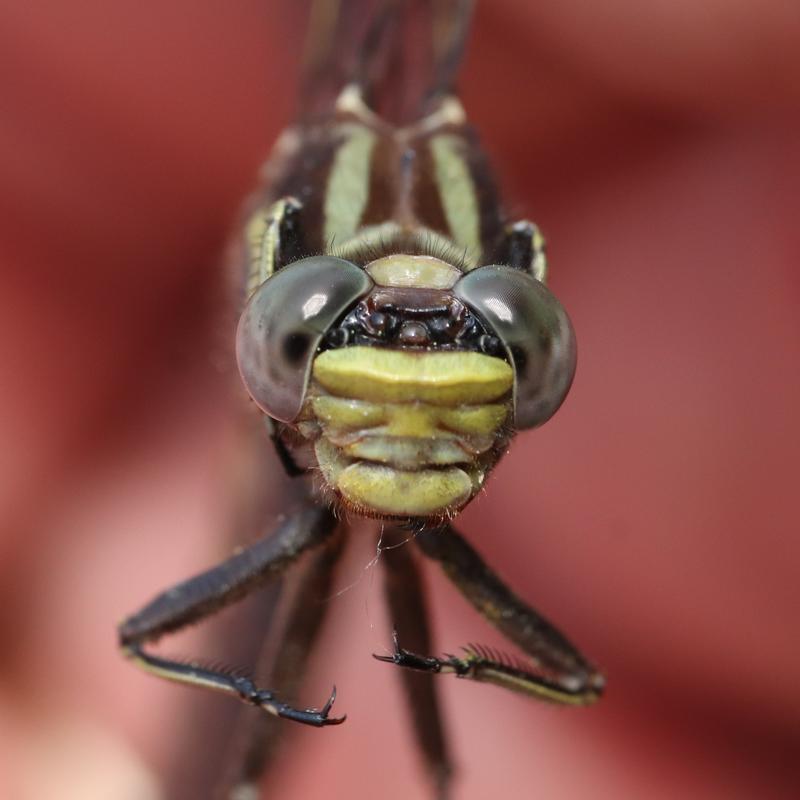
[119, 1, 605, 796]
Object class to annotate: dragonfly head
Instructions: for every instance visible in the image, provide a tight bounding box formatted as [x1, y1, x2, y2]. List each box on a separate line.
[236, 254, 575, 521]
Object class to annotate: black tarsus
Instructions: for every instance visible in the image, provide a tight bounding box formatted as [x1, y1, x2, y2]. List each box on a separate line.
[119, 503, 345, 727]
[265, 417, 305, 478]
[219, 529, 345, 796]
[374, 524, 605, 704]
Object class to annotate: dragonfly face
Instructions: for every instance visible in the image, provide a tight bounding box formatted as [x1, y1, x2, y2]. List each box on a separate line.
[235, 89, 576, 520]
[119, 7, 603, 796]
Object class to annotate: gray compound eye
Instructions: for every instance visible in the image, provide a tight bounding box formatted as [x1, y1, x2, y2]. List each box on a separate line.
[236, 256, 373, 422]
[454, 265, 576, 430]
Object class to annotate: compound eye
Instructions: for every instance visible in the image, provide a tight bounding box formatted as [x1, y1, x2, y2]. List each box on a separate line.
[454, 266, 576, 429]
[236, 257, 373, 422]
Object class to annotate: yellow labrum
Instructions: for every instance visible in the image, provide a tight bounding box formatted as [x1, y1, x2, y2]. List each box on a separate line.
[339, 463, 473, 516]
[314, 439, 475, 517]
[312, 347, 513, 406]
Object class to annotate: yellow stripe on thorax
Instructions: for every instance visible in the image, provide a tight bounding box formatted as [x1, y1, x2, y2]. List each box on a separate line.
[324, 123, 377, 245]
[430, 134, 481, 266]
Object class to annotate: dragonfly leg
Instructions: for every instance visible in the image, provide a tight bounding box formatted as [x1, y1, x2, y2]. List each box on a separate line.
[380, 527, 454, 800]
[375, 525, 604, 706]
[119, 503, 346, 726]
[264, 416, 305, 477]
[220, 531, 345, 798]
[496, 220, 547, 282]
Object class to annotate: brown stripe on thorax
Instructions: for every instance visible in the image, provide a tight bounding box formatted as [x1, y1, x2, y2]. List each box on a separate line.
[256, 124, 343, 254]
[357, 132, 451, 238]
[409, 138, 452, 240]
[359, 133, 403, 228]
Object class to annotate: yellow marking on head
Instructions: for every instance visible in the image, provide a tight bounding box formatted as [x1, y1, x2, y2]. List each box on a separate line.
[430, 134, 481, 266]
[309, 396, 509, 438]
[383, 405, 438, 437]
[365, 255, 461, 288]
[311, 396, 387, 428]
[438, 405, 509, 435]
[314, 435, 480, 517]
[324, 124, 377, 245]
[317, 437, 474, 516]
[336, 462, 472, 516]
[312, 347, 513, 406]
[340, 437, 471, 468]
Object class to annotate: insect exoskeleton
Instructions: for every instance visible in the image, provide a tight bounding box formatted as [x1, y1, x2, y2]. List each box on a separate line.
[236, 253, 576, 519]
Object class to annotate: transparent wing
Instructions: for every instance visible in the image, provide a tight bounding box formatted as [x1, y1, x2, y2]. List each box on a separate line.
[300, 0, 475, 123]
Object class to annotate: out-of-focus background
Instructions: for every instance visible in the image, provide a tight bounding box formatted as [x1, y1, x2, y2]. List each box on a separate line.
[1, 1, 798, 798]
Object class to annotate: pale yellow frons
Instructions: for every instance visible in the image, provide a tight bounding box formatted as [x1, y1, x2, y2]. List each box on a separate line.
[365, 255, 461, 289]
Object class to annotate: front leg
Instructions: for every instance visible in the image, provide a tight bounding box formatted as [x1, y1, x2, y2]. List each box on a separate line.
[375, 525, 604, 706]
[119, 503, 345, 726]
[221, 533, 344, 798]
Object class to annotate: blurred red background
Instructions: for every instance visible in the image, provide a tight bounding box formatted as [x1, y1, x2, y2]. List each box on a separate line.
[1, 1, 798, 798]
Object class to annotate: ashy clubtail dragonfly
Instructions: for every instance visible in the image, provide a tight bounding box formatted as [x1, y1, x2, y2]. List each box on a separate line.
[119, 1, 604, 796]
